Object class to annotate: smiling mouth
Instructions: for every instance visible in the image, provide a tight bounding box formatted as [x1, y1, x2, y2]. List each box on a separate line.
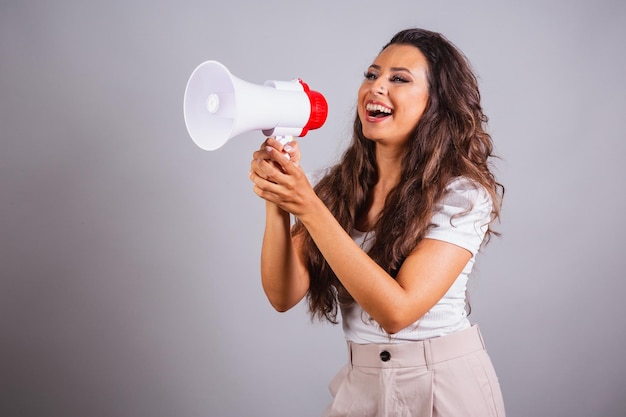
[366, 103, 393, 119]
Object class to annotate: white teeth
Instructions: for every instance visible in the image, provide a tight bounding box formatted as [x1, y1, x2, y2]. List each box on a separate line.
[366, 103, 392, 114]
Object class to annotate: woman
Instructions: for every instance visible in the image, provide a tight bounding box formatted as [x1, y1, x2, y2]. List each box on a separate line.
[249, 28, 505, 417]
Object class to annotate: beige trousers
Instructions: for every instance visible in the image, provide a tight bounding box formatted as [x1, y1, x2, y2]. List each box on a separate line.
[323, 325, 505, 417]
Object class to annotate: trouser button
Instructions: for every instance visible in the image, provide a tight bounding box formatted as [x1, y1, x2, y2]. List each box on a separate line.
[380, 350, 391, 362]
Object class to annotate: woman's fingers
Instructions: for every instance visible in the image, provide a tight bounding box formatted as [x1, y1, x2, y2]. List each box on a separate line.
[261, 137, 301, 165]
[249, 137, 311, 213]
[282, 140, 301, 165]
[250, 151, 291, 186]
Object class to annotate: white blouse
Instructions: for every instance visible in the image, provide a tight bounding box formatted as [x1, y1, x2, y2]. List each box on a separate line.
[341, 177, 493, 343]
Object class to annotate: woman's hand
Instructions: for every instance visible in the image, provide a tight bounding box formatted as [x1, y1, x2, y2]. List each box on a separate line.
[249, 137, 318, 217]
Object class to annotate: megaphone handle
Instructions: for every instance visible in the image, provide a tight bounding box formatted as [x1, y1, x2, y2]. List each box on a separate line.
[274, 135, 294, 160]
[275, 135, 294, 146]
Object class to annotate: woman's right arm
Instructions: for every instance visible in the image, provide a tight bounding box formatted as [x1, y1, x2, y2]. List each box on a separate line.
[260, 202, 309, 311]
[253, 138, 310, 312]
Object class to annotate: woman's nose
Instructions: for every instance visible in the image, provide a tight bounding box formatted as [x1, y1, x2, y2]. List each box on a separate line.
[371, 78, 387, 95]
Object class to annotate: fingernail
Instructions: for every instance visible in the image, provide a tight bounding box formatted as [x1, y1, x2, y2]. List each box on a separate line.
[283, 145, 293, 152]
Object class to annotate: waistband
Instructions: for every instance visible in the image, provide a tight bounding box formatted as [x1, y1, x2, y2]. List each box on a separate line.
[347, 324, 486, 368]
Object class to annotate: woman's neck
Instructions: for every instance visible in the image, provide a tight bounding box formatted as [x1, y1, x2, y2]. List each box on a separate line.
[355, 145, 404, 232]
[374, 144, 404, 192]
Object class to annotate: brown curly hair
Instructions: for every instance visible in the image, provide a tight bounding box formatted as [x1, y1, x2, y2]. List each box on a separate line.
[293, 28, 504, 323]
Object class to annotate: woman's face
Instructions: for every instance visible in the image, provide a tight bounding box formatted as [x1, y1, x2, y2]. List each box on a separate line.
[357, 43, 430, 148]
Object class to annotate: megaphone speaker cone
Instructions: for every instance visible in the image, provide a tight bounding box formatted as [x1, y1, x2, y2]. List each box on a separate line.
[183, 61, 237, 151]
[183, 61, 328, 151]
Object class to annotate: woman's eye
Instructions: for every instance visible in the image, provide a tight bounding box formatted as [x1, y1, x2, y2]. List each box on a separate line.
[364, 71, 378, 80]
[390, 75, 409, 83]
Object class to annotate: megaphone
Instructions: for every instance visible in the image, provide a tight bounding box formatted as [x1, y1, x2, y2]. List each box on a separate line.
[183, 60, 328, 151]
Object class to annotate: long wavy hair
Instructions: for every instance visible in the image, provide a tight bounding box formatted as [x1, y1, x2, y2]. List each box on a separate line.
[293, 28, 504, 324]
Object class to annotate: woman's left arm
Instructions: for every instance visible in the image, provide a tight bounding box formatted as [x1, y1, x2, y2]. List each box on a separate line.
[252, 147, 473, 334]
[298, 204, 471, 334]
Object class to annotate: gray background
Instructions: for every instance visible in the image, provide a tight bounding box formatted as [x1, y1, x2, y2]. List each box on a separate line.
[1, 0, 625, 416]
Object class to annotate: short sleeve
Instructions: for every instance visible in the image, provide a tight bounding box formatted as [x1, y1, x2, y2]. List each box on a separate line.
[424, 177, 493, 256]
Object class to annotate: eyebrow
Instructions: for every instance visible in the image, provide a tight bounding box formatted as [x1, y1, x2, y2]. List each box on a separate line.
[369, 64, 413, 74]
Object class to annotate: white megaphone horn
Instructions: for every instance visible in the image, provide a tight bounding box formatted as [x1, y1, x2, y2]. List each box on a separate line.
[183, 60, 328, 151]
